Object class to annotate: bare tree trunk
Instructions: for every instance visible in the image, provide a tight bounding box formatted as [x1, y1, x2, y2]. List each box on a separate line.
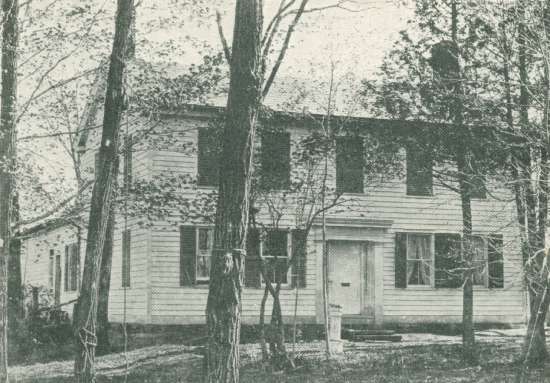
[204, 0, 263, 381]
[72, 1, 134, 381]
[259, 285, 269, 361]
[0, 0, 19, 380]
[96, 210, 115, 356]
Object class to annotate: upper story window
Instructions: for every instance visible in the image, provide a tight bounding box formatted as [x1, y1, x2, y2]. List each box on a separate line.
[406, 147, 433, 196]
[260, 131, 290, 190]
[335, 137, 364, 194]
[197, 128, 220, 187]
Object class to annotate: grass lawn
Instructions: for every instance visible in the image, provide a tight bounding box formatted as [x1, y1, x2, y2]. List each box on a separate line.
[9, 336, 550, 382]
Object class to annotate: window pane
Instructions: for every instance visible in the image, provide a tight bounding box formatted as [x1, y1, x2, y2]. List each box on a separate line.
[197, 255, 211, 279]
[407, 235, 431, 285]
[263, 230, 288, 284]
[472, 236, 487, 286]
[406, 147, 433, 196]
[336, 137, 364, 193]
[198, 228, 210, 251]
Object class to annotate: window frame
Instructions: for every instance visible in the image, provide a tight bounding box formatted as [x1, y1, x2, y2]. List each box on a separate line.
[470, 235, 489, 288]
[335, 136, 365, 194]
[260, 130, 291, 190]
[197, 127, 220, 188]
[405, 146, 433, 197]
[259, 230, 291, 286]
[405, 233, 435, 287]
[195, 227, 213, 283]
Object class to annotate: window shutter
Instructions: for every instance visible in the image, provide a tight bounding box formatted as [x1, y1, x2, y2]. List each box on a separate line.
[71, 243, 79, 291]
[245, 229, 261, 288]
[488, 234, 504, 288]
[336, 137, 364, 194]
[64, 245, 69, 291]
[94, 152, 100, 178]
[124, 134, 133, 190]
[261, 131, 290, 189]
[395, 233, 407, 288]
[406, 147, 433, 196]
[122, 230, 131, 287]
[291, 229, 307, 288]
[197, 128, 220, 187]
[180, 226, 196, 286]
[434, 233, 462, 288]
[75, 243, 81, 290]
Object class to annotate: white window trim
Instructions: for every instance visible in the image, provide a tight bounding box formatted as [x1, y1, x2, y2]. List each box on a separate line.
[260, 230, 292, 287]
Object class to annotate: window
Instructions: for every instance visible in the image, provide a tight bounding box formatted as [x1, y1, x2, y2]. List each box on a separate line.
[261, 230, 289, 284]
[261, 131, 290, 190]
[196, 228, 213, 282]
[471, 236, 488, 286]
[406, 234, 432, 286]
[124, 134, 133, 191]
[197, 128, 220, 187]
[122, 230, 131, 287]
[336, 137, 364, 193]
[64, 243, 80, 292]
[406, 147, 433, 196]
[180, 226, 213, 285]
[396, 232, 504, 289]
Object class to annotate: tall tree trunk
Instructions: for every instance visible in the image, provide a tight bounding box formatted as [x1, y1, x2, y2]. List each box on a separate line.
[0, 0, 19, 380]
[448, 0, 476, 363]
[96, 210, 115, 356]
[517, 0, 550, 367]
[204, 0, 263, 381]
[72, 1, 134, 381]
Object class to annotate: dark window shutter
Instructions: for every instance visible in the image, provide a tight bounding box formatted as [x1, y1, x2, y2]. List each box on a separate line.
[71, 243, 79, 291]
[245, 229, 261, 288]
[395, 233, 407, 288]
[434, 233, 462, 288]
[488, 234, 504, 288]
[64, 245, 69, 291]
[261, 131, 290, 190]
[180, 226, 196, 286]
[197, 128, 220, 187]
[291, 229, 307, 288]
[406, 147, 433, 196]
[122, 230, 131, 287]
[75, 243, 81, 290]
[336, 137, 364, 194]
[124, 134, 133, 190]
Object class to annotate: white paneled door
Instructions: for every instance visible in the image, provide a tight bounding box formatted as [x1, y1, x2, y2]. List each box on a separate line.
[328, 241, 363, 315]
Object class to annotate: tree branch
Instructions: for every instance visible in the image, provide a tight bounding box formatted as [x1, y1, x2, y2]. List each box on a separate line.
[216, 10, 231, 64]
[262, 0, 308, 100]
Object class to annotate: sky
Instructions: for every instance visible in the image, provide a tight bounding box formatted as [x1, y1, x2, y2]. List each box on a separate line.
[23, 0, 415, 219]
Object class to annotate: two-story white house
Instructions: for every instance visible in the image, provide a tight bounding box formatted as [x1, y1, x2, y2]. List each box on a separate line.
[19, 74, 526, 329]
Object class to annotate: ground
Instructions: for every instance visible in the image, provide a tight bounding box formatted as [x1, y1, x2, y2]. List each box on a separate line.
[9, 330, 550, 382]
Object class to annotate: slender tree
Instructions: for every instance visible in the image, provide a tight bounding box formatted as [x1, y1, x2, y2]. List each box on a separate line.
[72, 1, 135, 381]
[0, 0, 19, 381]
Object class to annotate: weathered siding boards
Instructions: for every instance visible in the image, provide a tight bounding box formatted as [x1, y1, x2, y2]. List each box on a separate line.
[149, 229, 317, 321]
[142, 117, 525, 324]
[20, 225, 80, 313]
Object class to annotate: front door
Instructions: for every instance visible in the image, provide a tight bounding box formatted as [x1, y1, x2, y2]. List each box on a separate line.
[328, 241, 363, 315]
